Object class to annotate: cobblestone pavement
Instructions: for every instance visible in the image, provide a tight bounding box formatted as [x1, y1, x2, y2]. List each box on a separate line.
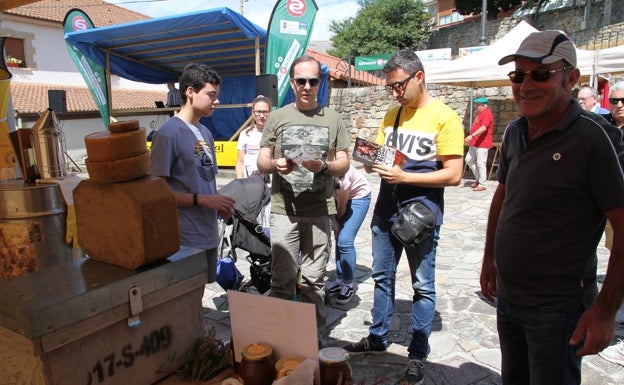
[203, 169, 624, 385]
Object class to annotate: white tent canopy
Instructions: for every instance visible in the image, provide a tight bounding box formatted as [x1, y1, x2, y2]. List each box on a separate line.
[594, 45, 624, 76]
[425, 21, 599, 88]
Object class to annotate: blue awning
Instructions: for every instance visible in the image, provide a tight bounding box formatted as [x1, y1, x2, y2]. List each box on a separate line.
[63, 7, 329, 140]
[64, 7, 267, 84]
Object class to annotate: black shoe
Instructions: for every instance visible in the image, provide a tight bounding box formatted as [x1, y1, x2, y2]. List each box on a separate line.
[404, 358, 425, 385]
[343, 337, 386, 355]
[336, 285, 354, 305]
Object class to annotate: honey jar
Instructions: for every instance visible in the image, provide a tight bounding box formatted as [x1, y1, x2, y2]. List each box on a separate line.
[319, 347, 352, 385]
[239, 343, 276, 385]
[275, 356, 304, 379]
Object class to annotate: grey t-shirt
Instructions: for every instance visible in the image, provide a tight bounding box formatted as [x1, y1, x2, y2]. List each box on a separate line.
[150, 117, 220, 249]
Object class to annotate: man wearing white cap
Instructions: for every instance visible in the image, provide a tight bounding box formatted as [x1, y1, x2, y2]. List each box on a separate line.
[479, 30, 624, 384]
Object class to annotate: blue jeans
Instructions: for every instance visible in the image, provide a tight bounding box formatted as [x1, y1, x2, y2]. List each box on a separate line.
[335, 193, 371, 284]
[497, 297, 583, 385]
[367, 216, 439, 360]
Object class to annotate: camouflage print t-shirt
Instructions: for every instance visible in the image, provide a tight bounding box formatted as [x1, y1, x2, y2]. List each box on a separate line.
[260, 103, 351, 217]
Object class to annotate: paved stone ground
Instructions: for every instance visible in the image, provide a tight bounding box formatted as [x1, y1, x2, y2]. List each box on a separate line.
[201, 169, 624, 385]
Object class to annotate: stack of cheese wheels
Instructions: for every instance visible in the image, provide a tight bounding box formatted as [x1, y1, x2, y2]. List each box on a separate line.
[74, 120, 180, 269]
[84, 120, 149, 183]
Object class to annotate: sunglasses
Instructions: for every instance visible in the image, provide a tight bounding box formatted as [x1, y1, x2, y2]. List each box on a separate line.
[609, 98, 624, 105]
[292, 78, 320, 87]
[507, 66, 573, 84]
[385, 72, 416, 94]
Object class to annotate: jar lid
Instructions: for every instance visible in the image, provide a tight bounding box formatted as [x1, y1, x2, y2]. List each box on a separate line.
[242, 342, 273, 361]
[275, 356, 303, 371]
[319, 347, 349, 364]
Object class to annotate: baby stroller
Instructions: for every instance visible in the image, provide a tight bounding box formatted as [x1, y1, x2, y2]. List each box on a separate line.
[217, 174, 272, 294]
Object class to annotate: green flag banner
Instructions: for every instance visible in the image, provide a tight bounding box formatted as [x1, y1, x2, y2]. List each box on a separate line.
[264, 0, 318, 106]
[63, 9, 110, 129]
[355, 54, 392, 71]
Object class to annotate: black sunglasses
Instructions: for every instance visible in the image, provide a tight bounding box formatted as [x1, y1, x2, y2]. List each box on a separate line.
[385, 72, 416, 93]
[507, 66, 573, 84]
[609, 98, 624, 105]
[292, 77, 320, 87]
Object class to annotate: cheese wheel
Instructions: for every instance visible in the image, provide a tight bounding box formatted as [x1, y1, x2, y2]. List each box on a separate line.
[109, 119, 140, 133]
[74, 176, 180, 269]
[84, 127, 147, 162]
[86, 151, 149, 183]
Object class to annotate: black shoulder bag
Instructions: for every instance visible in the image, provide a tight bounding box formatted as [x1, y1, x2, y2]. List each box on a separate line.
[389, 107, 439, 248]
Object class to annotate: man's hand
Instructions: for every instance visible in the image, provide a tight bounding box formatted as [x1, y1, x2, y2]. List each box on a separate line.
[569, 306, 615, 357]
[371, 164, 404, 184]
[479, 258, 498, 301]
[202, 194, 236, 220]
[301, 159, 324, 173]
[276, 157, 295, 175]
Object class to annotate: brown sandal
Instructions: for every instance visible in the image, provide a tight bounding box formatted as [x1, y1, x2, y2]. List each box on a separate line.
[473, 186, 487, 191]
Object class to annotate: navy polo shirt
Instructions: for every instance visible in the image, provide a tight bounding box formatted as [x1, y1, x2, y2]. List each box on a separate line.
[495, 101, 624, 312]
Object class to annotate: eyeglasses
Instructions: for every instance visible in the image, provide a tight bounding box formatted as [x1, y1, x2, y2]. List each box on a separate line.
[292, 78, 320, 87]
[385, 72, 417, 94]
[577, 97, 590, 103]
[253, 110, 270, 116]
[609, 98, 624, 105]
[507, 66, 573, 84]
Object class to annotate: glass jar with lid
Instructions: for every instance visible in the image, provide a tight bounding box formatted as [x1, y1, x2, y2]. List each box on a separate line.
[319, 347, 352, 385]
[238, 342, 276, 385]
[275, 356, 304, 379]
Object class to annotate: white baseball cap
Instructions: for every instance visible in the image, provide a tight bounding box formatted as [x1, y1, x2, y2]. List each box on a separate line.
[498, 30, 577, 67]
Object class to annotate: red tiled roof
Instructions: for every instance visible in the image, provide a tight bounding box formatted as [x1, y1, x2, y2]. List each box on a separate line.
[5, 0, 148, 26]
[308, 49, 384, 86]
[10, 83, 166, 114]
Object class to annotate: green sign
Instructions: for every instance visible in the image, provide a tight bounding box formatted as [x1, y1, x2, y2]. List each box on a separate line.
[63, 9, 110, 129]
[355, 54, 392, 71]
[265, 0, 319, 107]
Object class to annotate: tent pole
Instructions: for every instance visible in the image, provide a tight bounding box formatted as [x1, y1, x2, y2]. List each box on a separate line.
[106, 52, 113, 123]
[469, 87, 474, 126]
[255, 36, 260, 75]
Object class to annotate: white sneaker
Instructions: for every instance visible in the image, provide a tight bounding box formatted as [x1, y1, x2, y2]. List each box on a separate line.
[598, 340, 624, 366]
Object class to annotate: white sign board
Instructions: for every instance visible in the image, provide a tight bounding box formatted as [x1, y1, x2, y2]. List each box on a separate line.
[228, 290, 320, 382]
[415, 48, 452, 61]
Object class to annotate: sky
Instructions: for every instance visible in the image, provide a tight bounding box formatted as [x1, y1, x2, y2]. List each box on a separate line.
[105, 0, 361, 41]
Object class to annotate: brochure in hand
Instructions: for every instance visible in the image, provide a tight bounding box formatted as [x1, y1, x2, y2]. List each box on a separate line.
[352, 137, 407, 167]
[285, 144, 323, 165]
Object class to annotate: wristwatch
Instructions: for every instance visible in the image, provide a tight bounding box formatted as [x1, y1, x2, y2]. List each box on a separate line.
[321, 160, 329, 174]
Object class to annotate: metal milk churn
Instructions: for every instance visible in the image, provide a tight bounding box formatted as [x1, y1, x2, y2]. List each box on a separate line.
[31, 109, 68, 179]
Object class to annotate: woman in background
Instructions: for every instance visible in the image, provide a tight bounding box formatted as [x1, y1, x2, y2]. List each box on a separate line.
[327, 164, 371, 305]
[235, 95, 272, 178]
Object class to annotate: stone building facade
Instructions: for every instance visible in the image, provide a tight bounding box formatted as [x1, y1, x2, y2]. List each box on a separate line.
[428, 1, 624, 54]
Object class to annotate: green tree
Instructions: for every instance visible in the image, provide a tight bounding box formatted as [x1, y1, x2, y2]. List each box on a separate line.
[327, 0, 432, 61]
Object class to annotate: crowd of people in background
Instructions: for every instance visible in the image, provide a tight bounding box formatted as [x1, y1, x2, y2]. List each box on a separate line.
[149, 37, 624, 384]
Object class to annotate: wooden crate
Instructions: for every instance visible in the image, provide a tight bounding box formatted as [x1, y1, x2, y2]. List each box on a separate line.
[0, 246, 208, 385]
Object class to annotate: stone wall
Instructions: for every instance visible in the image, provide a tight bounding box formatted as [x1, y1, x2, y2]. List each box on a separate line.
[329, 83, 521, 143]
[329, 78, 623, 145]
